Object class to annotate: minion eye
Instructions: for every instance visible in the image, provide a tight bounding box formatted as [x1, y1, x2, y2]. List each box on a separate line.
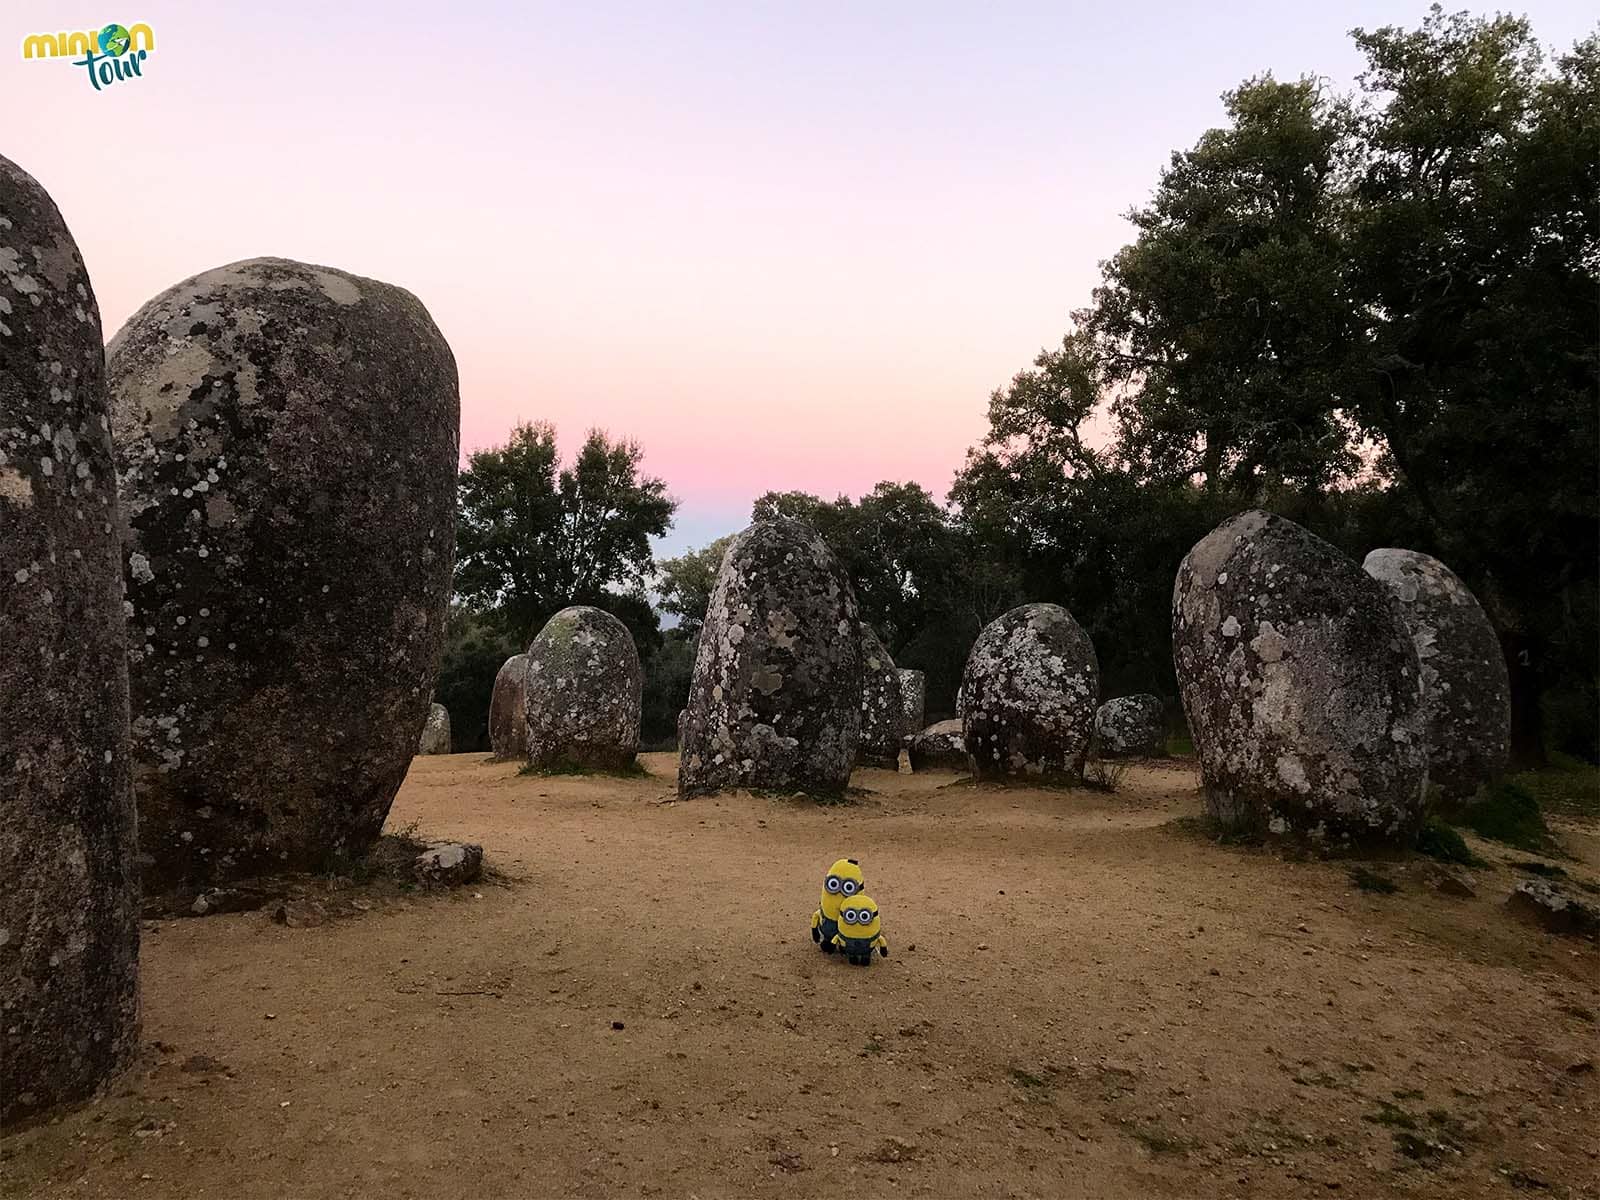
[825, 876, 841, 893]
[842, 879, 858, 895]
[841, 909, 855, 924]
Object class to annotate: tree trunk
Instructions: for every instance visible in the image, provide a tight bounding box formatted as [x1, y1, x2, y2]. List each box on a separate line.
[1499, 629, 1547, 769]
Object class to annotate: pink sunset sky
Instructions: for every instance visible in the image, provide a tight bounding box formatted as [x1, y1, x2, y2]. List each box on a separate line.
[4, 1, 1593, 553]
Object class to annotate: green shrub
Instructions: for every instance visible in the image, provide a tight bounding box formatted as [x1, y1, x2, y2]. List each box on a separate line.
[1458, 781, 1550, 852]
[1415, 817, 1483, 866]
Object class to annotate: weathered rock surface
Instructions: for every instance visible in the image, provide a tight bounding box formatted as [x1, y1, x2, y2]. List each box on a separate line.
[896, 669, 926, 746]
[678, 519, 863, 797]
[523, 606, 642, 771]
[1095, 694, 1165, 757]
[0, 153, 141, 1125]
[417, 703, 451, 755]
[960, 603, 1099, 782]
[857, 626, 902, 767]
[108, 257, 459, 887]
[1505, 879, 1599, 939]
[1363, 548, 1510, 808]
[907, 719, 968, 771]
[414, 842, 484, 887]
[1173, 510, 1427, 842]
[488, 653, 528, 760]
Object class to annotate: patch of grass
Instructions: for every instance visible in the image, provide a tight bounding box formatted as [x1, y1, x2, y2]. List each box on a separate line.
[519, 759, 650, 779]
[1120, 1121, 1197, 1156]
[1082, 758, 1128, 791]
[1458, 781, 1552, 852]
[1557, 1002, 1595, 1022]
[1510, 754, 1600, 821]
[1363, 1101, 1418, 1130]
[1509, 859, 1567, 878]
[1349, 867, 1399, 894]
[1165, 732, 1195, 757]
[1393, 1130, 1447, 1161]
[859, 1040, 884, 1057]
[1415, 817, 1485, 867]
[1007, 1066, 1049, 1091]
[1393, 1088, 1426, 1101]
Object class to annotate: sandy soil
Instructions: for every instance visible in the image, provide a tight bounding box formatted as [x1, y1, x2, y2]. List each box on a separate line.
[4, 754, 1597, 1200]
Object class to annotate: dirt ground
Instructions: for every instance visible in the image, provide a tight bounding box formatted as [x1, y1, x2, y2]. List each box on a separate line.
[4, 753, 1597, 1200]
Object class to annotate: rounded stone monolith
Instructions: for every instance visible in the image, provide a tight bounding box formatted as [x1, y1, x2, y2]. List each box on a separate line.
[0, 154, 140, 1123]
[678, 519, 863, 797]
[1363, 548, 1510, 809]
[906, 719, 968, 772]
[1173, 510, 1427, 842]
[960, 603, 1099, 782]
[856, 626, 901, 767]
[108, 257, 459, 887]
[523, 606, 642, 771]
[1095, 694, 1165, 757]
[488, 653, 528, 760]
[418, 703, 451, 755]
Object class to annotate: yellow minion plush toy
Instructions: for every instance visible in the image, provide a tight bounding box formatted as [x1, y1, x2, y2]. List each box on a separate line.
[831, 894, 887, 965]
[810, 857, 863, 954]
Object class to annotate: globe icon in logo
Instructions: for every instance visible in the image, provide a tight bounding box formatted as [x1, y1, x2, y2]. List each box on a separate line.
[98, 24, 131, 56]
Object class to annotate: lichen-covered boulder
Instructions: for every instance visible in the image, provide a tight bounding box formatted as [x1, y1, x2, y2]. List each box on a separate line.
[0, 154, 140, 1123]
[679, 519, 863, 797]
[1173, 510, 1427, 842]
[1095, 694, 1165, 757]
[488, 653, 528, 760]
[108, 257, 458, 887]
[1363, 549, 1510, 807]
[896, 669, 926, 744]
[417, 703, 451, 755]
[960, 603, 1098, 782]
[523, 606, 642, 771]
[906, 719, 968, 772]
[856, 626, 902, 767]
[414, 842, 484, 888]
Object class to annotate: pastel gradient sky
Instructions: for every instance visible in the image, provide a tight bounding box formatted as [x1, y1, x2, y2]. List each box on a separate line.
[5, 1, 1593, 553]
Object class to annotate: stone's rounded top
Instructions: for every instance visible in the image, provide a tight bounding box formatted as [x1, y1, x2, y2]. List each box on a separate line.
[1363, 548, 1474, 607]
[961, 603, 1099, 781]
[1173, 510, 1427, 843]
[524, 606, 642, 770]
[906, 719, 968, 772]
[678, 517, 863, 797]
[1096, 694, 1165, 758]
[0, 154, 104, 382]
[1363, 547, 1511, 803]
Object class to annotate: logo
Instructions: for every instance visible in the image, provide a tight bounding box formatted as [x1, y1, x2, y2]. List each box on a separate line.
[20, 22, 155, 91]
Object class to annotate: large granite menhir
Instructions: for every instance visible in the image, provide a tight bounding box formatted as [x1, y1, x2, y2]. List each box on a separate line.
[0, 153, 140, 1124]
[1364, 548, 1510, 809]
[961, 603, 1098, 782]
[1096, 694, 1165, 757]
[108, 257, 459, 888]
[1173, 511, 1427, 843]
[489, 652, 529, 760]
[856, 625, 902, 767]
[679, 519, 863, 797]
[523, 606, 642, 771]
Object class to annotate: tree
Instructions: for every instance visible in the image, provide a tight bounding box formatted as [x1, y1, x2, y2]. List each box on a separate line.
[656, 535, 734, 638]
[454, 422, 676, 644]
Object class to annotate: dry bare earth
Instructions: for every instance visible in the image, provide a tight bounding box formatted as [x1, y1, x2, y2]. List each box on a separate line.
[5, 754, 1597, 1200]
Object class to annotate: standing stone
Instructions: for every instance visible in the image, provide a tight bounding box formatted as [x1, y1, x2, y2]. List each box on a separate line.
[488, 653, 528, 760]
[108, 257, 458, 887]
[523, 606, 642, 771]
[1363, 549, 1510, 808]
[0, 154, 140, 1123]
[906, 719, 969, 772]
[856, 626, 901, 767]
[960, 603, 1099, 782]
[896, 668, 926, 745]
[1173, 510, 1427, 842]
[417, 703, 451, 755]
[679, 519, 862, 797]
[1095, 694, 1165, 757]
